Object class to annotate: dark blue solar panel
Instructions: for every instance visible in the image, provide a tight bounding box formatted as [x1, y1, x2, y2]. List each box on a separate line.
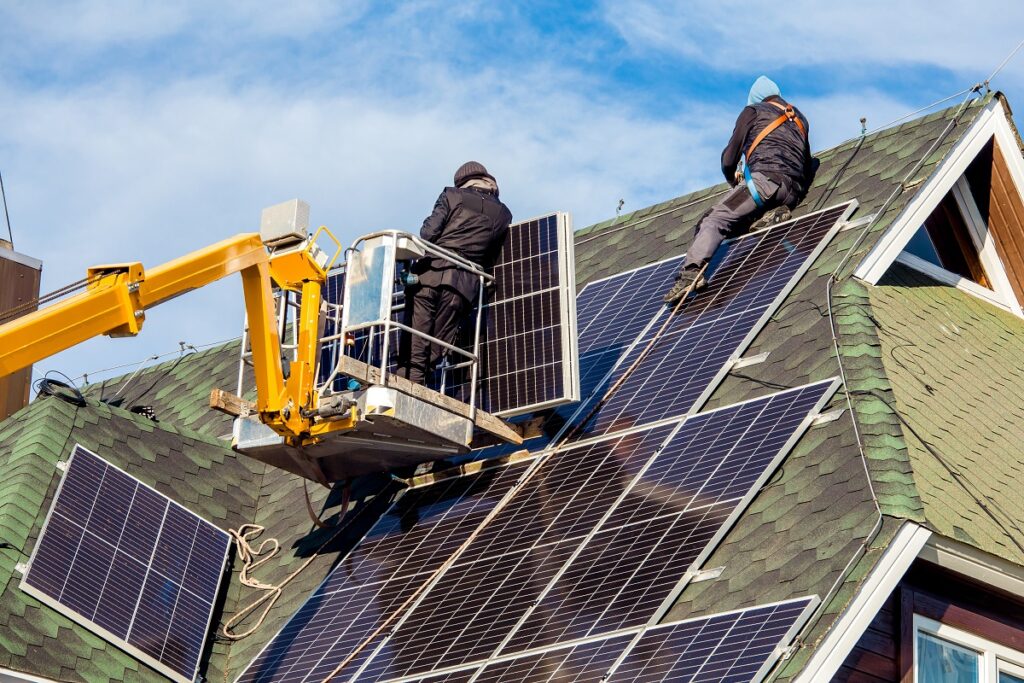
[21, 445, 230, 683]
[353, 426, 674, 681]
[475, 632, 634, 682]
[235, 460, 532, 683]
[501, 381, 834, 654]
[611, 598, 815, 682]
[569, 202, 852, 441]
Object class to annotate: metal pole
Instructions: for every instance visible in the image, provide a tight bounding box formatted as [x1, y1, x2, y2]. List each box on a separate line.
[467, 274, 485, 435]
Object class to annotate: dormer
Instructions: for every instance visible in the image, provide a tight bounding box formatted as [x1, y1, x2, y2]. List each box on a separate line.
[857, 95, 1024, 316]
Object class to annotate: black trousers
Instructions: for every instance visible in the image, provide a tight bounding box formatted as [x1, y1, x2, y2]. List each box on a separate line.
[398, 283, 471, 385]
[682, 172, 800, 270]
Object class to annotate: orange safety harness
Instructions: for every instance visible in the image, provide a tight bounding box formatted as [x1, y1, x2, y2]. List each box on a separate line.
[743, 100, 807, 207]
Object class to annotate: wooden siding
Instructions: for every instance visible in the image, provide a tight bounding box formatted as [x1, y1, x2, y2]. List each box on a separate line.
[832, 560, 1024, 682]
[0, 248, 41, 420]
[986, 139, 1024, 303]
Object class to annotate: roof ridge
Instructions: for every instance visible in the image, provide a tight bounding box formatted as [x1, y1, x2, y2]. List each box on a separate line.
[0, 398, 79, 594]
[831, 277, 925, 520]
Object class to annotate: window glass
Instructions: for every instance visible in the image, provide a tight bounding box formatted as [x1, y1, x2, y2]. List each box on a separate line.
[918, 632, 980, 683]
[1000, 672, 1024, 683]
[905, 225, 944, 266]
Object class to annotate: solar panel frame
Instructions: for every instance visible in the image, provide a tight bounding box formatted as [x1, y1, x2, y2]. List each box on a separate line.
[605, 596, 820, 683]
[561, 200, 858, 446]
[20, 445, 230, 683]
[449, 212, 580, 417]
[490, 380, 838, 658]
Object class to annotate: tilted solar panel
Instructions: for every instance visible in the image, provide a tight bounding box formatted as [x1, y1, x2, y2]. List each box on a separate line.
[499, 380, 836, 655]
[609, 598, 817, 682]
[235, 460, 533, 683]
[403, 598, 817, 683]
[317, 214, 578, 418]
[567, 201, 856, 442]
[21, 445, 230, 683]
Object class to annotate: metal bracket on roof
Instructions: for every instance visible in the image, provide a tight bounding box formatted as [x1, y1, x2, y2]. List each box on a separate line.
[14, 562, 27, 575]
[839, 212, 877, 231]
[54, 461, 67, 472]
[777, 643, 799, 661]
[812, 407, 845, 426]
[689, 566, 725, 583]
[731, 352, 769, 370]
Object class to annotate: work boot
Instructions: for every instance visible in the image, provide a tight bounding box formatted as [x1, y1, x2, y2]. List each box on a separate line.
[663, 267, 706, 306]
[751, 206, 793, 230]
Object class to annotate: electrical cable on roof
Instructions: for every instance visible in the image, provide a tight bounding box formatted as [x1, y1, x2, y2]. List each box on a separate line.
[35, 373, 86, 407]
[777, 85, 985, 661]
[0, 170, 13, 246]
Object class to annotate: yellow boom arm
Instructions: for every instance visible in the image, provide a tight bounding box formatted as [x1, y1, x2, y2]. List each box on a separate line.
[0, 232, 347, 442]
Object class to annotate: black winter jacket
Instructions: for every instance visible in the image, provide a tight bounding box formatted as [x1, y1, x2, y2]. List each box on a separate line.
[720, 96, 814, 195]
[416, 186, 512, 302]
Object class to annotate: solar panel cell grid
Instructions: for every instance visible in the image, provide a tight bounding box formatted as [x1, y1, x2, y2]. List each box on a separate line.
[475, 633, 634, 683]
[496, 381, 834, 658]
[570, 203, 851, 441]
[21, 445, 230, 683]
[611, 599, 814, 683]
[236, 461, 534, 683]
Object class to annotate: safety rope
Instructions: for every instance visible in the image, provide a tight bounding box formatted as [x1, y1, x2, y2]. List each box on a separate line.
[560, 269, 701, 443]
[0, 275, 100, 324]
[221, 479, 352, 641]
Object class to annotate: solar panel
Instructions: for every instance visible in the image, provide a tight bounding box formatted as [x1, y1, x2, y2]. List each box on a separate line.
[609, 597, 818, 682]
[235, 459, 534, 683]
[500, 381, 836, 655]
[353, 427, 674, 681]
[20, 445, 230, 683]
[448, 212, 579, 417]
[316, 214, 579, 418]
[567, 202, 856, 442]
[411, 597, 817, 683]
[468, 257, 681, 461]
[475, 632, 635, 682]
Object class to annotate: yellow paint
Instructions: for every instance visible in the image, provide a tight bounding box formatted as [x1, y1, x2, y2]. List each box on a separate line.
[0, 229, 355, 446]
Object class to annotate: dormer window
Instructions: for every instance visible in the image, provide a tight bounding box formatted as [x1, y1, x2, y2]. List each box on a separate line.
[857, 96, 1024, 318]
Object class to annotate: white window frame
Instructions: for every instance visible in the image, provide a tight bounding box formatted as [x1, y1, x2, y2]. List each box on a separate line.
[914, 614, 1024, 682]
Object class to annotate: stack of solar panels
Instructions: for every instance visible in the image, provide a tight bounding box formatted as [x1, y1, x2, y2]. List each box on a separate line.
[236, 202, 858, 683]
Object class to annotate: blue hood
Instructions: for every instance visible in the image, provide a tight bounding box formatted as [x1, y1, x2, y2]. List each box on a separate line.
[748, 76, 781, 105]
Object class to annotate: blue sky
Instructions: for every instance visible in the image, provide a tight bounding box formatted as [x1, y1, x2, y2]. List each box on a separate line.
[2, 1, 1024, 388]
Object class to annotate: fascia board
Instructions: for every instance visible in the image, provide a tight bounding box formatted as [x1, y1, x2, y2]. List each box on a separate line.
[792, 522, 931, 683]
[855, 98, 1003, 284]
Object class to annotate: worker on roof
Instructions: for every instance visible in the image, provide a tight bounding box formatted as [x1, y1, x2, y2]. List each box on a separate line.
[398, 161, 512, 386]
[663, 76, 816, 305]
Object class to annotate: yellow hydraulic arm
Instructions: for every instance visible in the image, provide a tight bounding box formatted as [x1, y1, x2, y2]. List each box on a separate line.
[0, 232, 351, 443]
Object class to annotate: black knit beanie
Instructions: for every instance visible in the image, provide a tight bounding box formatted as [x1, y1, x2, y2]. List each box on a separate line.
[454, 161, 491, 186]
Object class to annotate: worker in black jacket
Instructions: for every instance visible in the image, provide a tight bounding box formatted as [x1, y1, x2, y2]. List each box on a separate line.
[664, 76, 816, 305]
[398, 161, 512, 386]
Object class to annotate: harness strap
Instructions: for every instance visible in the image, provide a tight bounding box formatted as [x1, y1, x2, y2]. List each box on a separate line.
[742, 101, 807, 208]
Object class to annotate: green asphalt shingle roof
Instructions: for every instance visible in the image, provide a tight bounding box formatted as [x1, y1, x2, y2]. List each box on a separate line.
[2, 90, 1023, 682]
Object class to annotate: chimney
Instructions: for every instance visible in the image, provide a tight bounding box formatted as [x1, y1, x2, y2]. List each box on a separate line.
[0, 241, 42, 420]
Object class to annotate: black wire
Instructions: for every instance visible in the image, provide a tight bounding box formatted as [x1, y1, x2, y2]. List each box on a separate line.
[849, 388, 1024, 555]
[0, 169, 12, 245]
[0, 541, 29, 559]
[127, 346, 196, 408]
[34, 374, 86, 407]
[811, 132, 867, 213]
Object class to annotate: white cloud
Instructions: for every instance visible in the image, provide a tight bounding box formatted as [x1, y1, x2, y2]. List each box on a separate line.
[604, 0, 1024, 84]
[1, 66, 730, 383]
